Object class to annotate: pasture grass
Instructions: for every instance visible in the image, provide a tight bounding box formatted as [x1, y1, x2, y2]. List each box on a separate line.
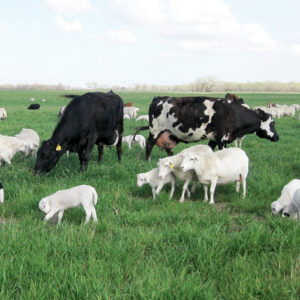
[0, 90, 299, 299]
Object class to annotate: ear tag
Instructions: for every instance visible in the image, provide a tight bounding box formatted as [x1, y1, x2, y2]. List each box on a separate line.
[56, 144, 62, 151]
[169, 163, 174, 169]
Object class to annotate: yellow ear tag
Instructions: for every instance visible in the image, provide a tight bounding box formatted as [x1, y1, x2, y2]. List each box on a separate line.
[56, 144, 62, 151]
[169, 163, 174, 169]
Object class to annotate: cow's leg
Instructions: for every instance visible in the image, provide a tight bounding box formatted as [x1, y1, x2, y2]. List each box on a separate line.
[146, 134, 156, 161]
[78, 135, 97, 171]
[116, 125, 123, 163]
[208, 140, 217, 150]
[97, 144, 104, 164]
[165, 148, 173, 156]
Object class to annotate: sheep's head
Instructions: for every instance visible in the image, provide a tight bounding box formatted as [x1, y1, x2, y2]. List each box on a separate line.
[271, 201, 280, 215]
[157, 158, 174, 179]
[39, 198, 50, 214]
[180, 154, 198, 172]
[137, 174, 147, 187]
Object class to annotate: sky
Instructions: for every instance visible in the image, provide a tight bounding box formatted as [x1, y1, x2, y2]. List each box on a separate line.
[1, 0, 300, 87]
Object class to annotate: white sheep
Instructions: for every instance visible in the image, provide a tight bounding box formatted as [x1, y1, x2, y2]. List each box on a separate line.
[0, 182, 3, 203]
[42, 98, 46, 102]
[14, 128, 40, 156]
[0, 135, 28, 166]
[124, 107, 139, 118]
[271, 179, 300, 216]
[30, 98, 35, 102]
[157, 144, 212, 203]
[0, 108, 7, 120]
[180, 147, 249, 204]
[123, 114, 131, 120]
[283, 188, 300, 220]
[137, 168, 175, 200]
[39, 185, 98, 225]
[122, 135, 146, 150]
[136, 115, 149, 122]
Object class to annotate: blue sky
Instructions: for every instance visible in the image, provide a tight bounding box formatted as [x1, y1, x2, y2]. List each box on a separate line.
[1, 0, 300, 87]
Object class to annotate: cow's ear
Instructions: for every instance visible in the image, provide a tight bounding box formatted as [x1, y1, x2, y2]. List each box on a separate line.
[255, 108, 267, 120]
[56, 144, 62, 151]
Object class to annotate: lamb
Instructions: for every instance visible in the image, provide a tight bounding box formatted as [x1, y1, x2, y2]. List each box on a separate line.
[0, 107, 7, 120]
[136, 115, 149, 122]
[124, 107, 139, 118]
[123, 114, 131, 120]
[122, 135, 146, 150]
[0, 182, 3, 203]
[180, 147, 249, 204]
[271, 179, 300, 216]
[137, 168, 175, 200]
[157, 144, 213, 203]
[283, 188, 300, 219]
[0, 135, 28, 166]
[14, 128, 40, 156]
[38, 185, 98, 225]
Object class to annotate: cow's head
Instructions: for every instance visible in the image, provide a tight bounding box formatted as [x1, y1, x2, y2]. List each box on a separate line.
[34, 140, 63, 173]
[255, 109, 279, 142]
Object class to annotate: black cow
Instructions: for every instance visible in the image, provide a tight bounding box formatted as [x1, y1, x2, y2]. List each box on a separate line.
[28, 104, 40, 110]
[137, 96, 279, 161]
[34, 92, 123, 173]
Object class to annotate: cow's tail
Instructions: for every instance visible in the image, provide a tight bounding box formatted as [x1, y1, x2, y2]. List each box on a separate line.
[133, 126, 149, 141]
[91, 188, 98, 205]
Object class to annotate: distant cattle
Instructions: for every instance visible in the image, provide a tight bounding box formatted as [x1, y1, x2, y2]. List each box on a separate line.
[28, 104, 40, 110]
[135, 96, 279, 160]
[34, 91, 123, 173]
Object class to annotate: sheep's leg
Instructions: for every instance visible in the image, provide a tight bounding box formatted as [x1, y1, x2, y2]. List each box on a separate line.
[170, 180, 175, 199]
[236, 180, 241, 194]
[179, 178, 192, 203]
[90, 206, 98, 223]
[44, 209, 59, 221]
[84, 208, 92, 224]
[203, 185, 208, 202]
[155, 184, 164, 198]
[152, 187, 156, 200]
[57, 210, 64, 225]
[1, 156, 11, 165]
[209, 180, 217, 204]
[242, 175, 247, 199]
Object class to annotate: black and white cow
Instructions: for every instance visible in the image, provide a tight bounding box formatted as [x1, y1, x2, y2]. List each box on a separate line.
[139, 96, 279, 161]
[34, 91, 123, 173]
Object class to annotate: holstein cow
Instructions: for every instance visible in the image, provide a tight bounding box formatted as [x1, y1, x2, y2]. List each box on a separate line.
[34, 92, 123, 173]
[135, 96, 279, 161]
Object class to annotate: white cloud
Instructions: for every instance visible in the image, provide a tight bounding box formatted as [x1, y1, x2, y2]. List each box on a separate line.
[112, 0, 280, 55]
[290, 44, 300, 57]
[46, 0, 92, 15]
[55, 16, 83, 32]
[109, 29, 137, 44]
[0, 24, 6, 31]
[112, 0, 166, 24]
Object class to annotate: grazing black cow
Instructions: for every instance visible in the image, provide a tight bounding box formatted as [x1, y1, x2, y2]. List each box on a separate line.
[137, 96, 279, 161]
[34, 92, 123, 173]
[28, 104, 40, 110]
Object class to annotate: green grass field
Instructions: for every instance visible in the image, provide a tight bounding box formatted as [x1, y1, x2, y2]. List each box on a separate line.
[0, 90, 299, 299]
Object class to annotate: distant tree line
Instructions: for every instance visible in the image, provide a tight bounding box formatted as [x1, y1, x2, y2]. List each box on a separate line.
[1, 77, 300, 92]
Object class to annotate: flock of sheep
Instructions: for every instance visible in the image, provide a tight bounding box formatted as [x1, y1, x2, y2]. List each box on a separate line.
[0, 97, 299, 225]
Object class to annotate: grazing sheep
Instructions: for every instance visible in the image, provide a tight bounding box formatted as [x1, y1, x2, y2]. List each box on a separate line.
[122, 135, 146, 150]
[271, 179, 300, 216]
[124, 107, 139, 118]
[30, 98, 35, 102]
[283, 189, 300, 220]
[42, 98, 46, 102]
[137, 168, 175, 200]
[136, 115, 149, 122]
[14, 128, 40, 156]
[0, 107, 7, 120]
[180, 148, 249, 204]
[157, 144, 213, 203]
[39, 185, 98, 225]
[57, 106, 66, 118]
[0, 182, 3, 203]
[0, 135, 28, 166]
